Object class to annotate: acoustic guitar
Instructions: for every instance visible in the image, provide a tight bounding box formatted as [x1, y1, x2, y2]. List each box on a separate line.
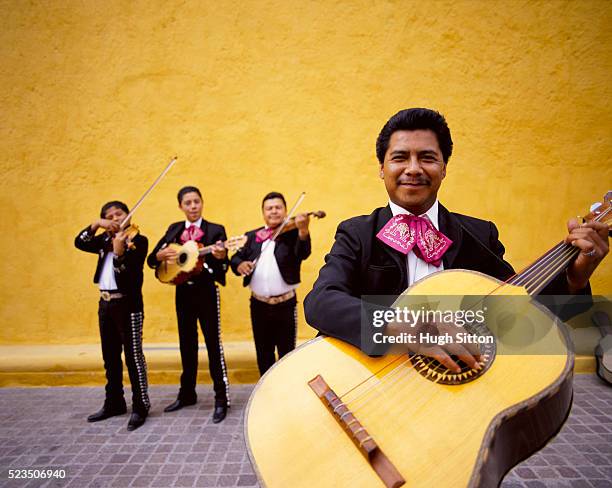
[155, 235, 247, 285]
[245, 193, 611, 488]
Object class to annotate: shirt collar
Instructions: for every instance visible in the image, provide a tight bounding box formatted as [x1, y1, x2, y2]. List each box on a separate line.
[185, 217, 203, 228]
[388, 199, 440, 230]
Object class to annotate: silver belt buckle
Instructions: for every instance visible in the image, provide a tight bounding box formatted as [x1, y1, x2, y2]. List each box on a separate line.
[100, 291, 111, 301]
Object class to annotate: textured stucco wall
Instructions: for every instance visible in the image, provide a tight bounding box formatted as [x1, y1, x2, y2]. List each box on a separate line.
[0, 0, 610, 345]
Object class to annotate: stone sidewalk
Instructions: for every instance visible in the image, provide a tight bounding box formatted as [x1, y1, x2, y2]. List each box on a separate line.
[0, 376, 610, 488]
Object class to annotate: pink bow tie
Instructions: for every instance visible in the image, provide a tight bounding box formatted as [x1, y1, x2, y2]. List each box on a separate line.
[376, 214, 452, 267]
[180, 224, 204, 244]
[256, 228, 274, 243]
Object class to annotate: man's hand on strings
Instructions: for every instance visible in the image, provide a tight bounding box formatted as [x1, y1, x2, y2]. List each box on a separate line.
[295, 212, 310, 239]
[386, 321, 482, 373]
[565, 219, 609, 292]
[156, 246, 178, 263]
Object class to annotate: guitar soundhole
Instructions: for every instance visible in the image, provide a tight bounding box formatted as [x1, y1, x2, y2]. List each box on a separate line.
[411, 322, 496, 385]
[178, 252, 187, 265]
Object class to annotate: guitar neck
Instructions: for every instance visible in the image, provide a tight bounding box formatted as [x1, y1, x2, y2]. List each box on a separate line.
[199, 246, 213, 257]
[506, 198, 611, 295]
[506, 241, 579, 295]
[197, 236, 244, 257]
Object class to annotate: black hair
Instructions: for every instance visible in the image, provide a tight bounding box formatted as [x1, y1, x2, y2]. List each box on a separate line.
[262, 192, 286, 208]
[375, 108, 453, 164]
[177, 186, 202, 204]
[100, 201, 129, 218]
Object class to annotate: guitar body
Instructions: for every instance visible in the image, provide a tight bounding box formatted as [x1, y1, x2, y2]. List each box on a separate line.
[245, 270, 574, 488]
[155, 241, 204, 285]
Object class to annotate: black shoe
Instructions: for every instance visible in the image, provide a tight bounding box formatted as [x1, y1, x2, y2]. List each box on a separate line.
[87, 404, 127, 422]
[127, 412, 147, 431]
[164, 398, 196, 413]
[212, 405, 228, 424]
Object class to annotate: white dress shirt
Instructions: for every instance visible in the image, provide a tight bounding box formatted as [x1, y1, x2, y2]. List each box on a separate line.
[98, 251, 118, 290]
[249, 234, 297, 297]
[388, 200, 445, 286]
[185, 217, 203, 230]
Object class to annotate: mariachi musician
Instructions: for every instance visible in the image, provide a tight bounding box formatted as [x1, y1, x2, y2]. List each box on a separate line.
[305, 108, 609, 367]
[147, 186, 230, 423]
[230, 192, 312, 376]
[74, 200, 150, 431]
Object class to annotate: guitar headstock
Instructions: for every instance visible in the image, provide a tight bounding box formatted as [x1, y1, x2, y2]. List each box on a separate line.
[226, 235, 248, 252]
[585, 191, 612, 229]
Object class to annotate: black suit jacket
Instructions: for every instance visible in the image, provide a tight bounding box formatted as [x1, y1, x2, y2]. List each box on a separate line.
[147, 219, 229, 287]
[74, 226, 148, 311]
[304, 204, 583, 350]
[230, 228, 311, 287]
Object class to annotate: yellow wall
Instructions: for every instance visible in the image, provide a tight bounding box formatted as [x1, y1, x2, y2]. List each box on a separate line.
[0, 0, 610, 345]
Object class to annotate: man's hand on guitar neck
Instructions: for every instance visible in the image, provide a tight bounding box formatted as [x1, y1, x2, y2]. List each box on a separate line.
[386, 321, 483, 373]
[211, 241, 227, 260]
[565, 219, 609, 293]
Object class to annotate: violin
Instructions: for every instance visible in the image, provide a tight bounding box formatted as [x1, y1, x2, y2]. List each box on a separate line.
[122, 223, 141, 250]
[271, 210, 326, 236]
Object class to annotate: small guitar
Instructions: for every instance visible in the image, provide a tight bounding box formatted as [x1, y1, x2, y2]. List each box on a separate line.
[156, 235, 247, 285]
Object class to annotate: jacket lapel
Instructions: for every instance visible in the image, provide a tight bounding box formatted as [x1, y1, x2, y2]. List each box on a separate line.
[438, 203, 463, 269]
[251, 227, 266, 260]
[376, 206, 408, 288]
[199, 219, 208, 245]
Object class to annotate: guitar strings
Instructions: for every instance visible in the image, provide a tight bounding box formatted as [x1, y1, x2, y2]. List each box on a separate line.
[346, 353, 450, 413]
[349, 358, 447, 417]
[517, 206, 610, 293]
[341, 356, 414, 404]
[340, 355, 410, 400]
[522, 247, 578, 294]
[510, 207, 610, 287]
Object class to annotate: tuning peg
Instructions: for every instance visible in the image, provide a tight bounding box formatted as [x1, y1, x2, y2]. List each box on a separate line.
[590, 202, 603, 213]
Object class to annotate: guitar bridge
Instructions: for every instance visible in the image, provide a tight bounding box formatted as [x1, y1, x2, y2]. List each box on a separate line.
[308, 375, 405, 488]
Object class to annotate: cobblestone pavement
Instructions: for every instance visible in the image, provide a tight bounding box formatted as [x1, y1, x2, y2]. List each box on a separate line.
[0, 376, 610, 488]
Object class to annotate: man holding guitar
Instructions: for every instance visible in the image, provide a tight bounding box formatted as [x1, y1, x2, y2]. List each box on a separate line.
[147, 186, 230, 423]
[305, 108, 609, 369]
[230, 192, 312, 376]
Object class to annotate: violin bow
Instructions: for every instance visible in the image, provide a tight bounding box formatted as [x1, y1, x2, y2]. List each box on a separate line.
[119, 156, 178, 230]
[269, 191, 306, 242]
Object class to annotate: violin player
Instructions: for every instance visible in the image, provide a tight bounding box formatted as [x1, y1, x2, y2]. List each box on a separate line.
[230, 192, 312, 376]
[304, 108, 609, 370]
[74, 201, 150, 431]
[147, 186, 230, 423]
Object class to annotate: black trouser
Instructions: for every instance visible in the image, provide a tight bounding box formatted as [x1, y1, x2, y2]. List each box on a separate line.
[98, 298, 150, 415]
[175, 282, 229, 406]
[250, 295, 297, 376]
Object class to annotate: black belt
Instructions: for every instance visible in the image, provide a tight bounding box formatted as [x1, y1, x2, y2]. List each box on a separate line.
[100, 290, 124, 301]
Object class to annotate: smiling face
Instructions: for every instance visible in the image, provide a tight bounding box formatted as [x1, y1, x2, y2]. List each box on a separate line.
[179, 191, 203, 222]
[380, 129, 446, 215]
[262, 198, 287, 228]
